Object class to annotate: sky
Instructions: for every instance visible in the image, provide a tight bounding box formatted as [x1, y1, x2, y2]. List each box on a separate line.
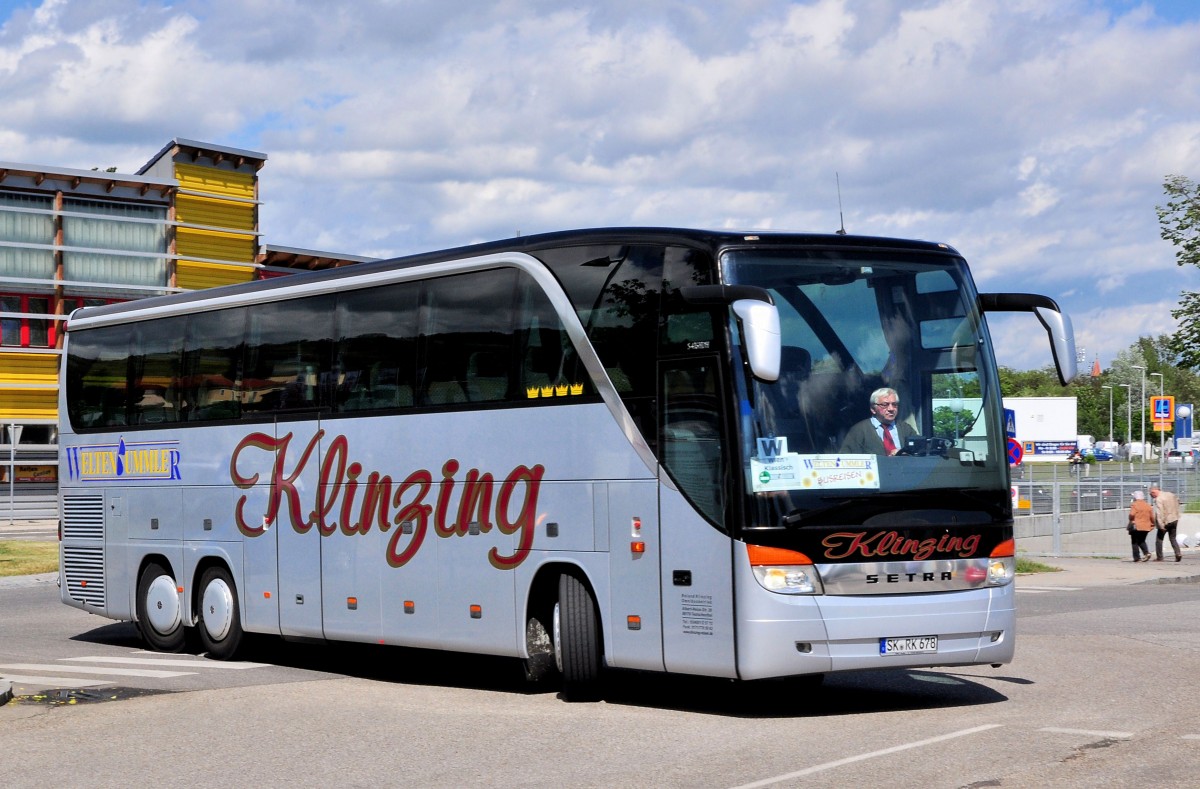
[1, 0, 1199, 372]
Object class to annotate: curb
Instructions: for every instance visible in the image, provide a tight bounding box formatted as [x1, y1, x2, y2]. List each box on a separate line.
[0, 572, 58, 590]
[1, 680, 12, 707]
[1140, 573, 1200, 585]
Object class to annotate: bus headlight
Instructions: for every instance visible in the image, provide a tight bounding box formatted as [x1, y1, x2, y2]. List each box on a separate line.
[987, 556, 1015, 586]
[747, 545, 823, 595]
[752, 565, 822, 594]
[987, 538, 1016, 586]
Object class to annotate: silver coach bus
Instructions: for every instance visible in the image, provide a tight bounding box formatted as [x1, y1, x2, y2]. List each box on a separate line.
[58, 228, 1075, 700]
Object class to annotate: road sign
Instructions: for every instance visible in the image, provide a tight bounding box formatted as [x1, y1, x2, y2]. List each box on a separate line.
[1152, 395, 1175, 422]
[1007, 437, 1024, 465]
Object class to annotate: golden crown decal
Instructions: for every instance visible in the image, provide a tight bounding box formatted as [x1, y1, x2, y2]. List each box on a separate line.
[526, 382, 586, 398]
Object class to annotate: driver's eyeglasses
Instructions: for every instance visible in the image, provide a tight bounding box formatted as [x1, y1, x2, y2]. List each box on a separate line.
[874, 401, 899, 409]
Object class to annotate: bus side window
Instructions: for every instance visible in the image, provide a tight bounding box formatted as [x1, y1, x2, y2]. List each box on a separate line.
[660, 361, 725, 529]
[130, 316, 184, 425]
[334, 282, 419, 413]
[420, 269, 517, 407]
[66, 324, 131, 429]
[516, 273, 590, 401]
[242, 295, 335, 414]
[182, 308, 246, 422]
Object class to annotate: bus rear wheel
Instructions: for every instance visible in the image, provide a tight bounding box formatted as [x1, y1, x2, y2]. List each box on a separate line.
[554, 573, 602, 701]
[197, 566, 244, 660]
[136, 561, 186, 653]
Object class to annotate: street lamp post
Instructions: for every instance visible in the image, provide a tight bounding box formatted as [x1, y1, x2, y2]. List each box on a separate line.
[1151, 372, 1164, 482]
[1120, 383, 1132, 461]
[1102, 384, 1113, 442]
[1132, 365, 1146, 463]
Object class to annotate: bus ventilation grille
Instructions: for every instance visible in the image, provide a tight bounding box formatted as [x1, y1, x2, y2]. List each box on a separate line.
[62, 546, 105, 608]
[62, 494, 105, 540]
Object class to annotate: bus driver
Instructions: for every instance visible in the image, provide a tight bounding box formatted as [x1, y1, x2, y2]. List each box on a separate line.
[840, 387, 916, 456]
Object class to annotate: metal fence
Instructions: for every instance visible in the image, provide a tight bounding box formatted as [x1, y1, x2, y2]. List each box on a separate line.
[1012, 462, 1200, 517]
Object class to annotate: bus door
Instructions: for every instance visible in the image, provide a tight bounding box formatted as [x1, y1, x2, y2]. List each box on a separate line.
[605, 479, 663, 671]
[271, 414, 326, 639]
[317, 418, 384, 644]
[656, 358, 738, 677]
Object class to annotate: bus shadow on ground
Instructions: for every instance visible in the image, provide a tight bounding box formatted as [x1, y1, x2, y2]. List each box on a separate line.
[592, 668, 1011, 718]
[70, 623, 1011, 717]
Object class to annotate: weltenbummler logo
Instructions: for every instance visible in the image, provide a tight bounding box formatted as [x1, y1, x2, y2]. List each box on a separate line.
[65, 438, 182, 482]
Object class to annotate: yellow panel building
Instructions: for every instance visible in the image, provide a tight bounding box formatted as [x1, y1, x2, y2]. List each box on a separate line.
[0, 138, 373, 518]
[0, 138, 375, 516]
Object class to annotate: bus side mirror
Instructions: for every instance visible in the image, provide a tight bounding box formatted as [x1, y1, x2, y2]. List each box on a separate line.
[732, 299, 780, 382]
[978, 292, 1077, 385]
[679, 285, 780, 382]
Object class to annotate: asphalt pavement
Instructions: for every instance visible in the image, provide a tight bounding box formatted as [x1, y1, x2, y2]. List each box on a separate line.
[4, 517, 1200, 707]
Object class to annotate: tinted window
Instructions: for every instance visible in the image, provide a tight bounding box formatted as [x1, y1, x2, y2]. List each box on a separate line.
[517, 271, 590, 401]
[243, 296, 335, 414]
[182, 308, 245, 422]
[66, 264, 600, 431]
[130, 316, 185, 425]
[66, 324, 130, 428]
[420, 270, 516, 405]
[335, 282, 420, 412]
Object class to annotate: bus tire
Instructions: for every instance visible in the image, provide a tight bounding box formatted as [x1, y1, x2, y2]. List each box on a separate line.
[554, 573, 601, 701]
[136, 561, 186, 653]
[196, 566, 243, 660]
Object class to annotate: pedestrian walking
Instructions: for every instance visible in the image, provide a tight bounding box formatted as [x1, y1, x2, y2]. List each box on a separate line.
[1149, 484, 1183, 562]
[1128, 490, 1153, 562]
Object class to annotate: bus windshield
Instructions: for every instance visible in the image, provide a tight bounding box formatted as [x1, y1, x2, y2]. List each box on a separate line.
[723, 247, 1008, 530]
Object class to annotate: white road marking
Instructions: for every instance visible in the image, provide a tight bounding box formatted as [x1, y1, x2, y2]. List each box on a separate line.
[728, 724, 1004, 788]
[1039, 727, 1133, 739]
[0, 663, 194, 678]
[62, 656, 270, 670]
[1, 674, 113, 689]
[1016, 586, 1082, 593]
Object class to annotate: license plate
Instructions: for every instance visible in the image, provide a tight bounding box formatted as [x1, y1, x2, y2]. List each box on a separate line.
[880, 635, 938, 655]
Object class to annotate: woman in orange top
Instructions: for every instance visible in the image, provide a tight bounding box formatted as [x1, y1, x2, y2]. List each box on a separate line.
[1128, 490, 1154, 562]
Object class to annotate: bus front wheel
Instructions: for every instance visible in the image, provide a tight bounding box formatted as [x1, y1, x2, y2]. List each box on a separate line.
[136, 561, 186, 653]
[553, 573, 602, 701]
[196, 566, 244, 660]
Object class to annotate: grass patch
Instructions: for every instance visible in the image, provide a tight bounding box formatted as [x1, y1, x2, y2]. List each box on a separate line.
[1016, 556, 1061, 574]
[0, 541, 59, 577]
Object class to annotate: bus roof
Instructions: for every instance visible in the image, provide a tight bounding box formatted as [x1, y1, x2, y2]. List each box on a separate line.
[67, 227, 961, 325]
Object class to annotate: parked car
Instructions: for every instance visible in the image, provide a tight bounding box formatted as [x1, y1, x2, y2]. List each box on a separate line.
[1081, 447, 1114, 461]
[1166, 449, 1196, 469]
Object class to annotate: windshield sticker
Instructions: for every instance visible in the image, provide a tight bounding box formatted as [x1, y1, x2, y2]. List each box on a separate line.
[751, 452, 879, 492]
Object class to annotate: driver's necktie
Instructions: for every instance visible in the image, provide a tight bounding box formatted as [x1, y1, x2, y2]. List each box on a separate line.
[881, 426, 897, 456]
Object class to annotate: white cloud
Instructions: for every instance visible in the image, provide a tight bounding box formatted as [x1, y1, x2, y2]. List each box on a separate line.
[1, 0, 1199, 368]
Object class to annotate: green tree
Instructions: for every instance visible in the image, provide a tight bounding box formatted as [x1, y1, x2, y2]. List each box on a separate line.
[998, 334, 1200, 445]
[1158, 175, 1200, 368]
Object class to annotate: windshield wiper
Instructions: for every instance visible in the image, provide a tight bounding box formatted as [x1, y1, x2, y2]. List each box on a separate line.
[780, 497, 858, 527]
[778, 489, 1001, 528]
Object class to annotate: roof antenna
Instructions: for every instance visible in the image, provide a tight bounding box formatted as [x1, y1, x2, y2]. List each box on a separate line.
[835, 172, 847, 235]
